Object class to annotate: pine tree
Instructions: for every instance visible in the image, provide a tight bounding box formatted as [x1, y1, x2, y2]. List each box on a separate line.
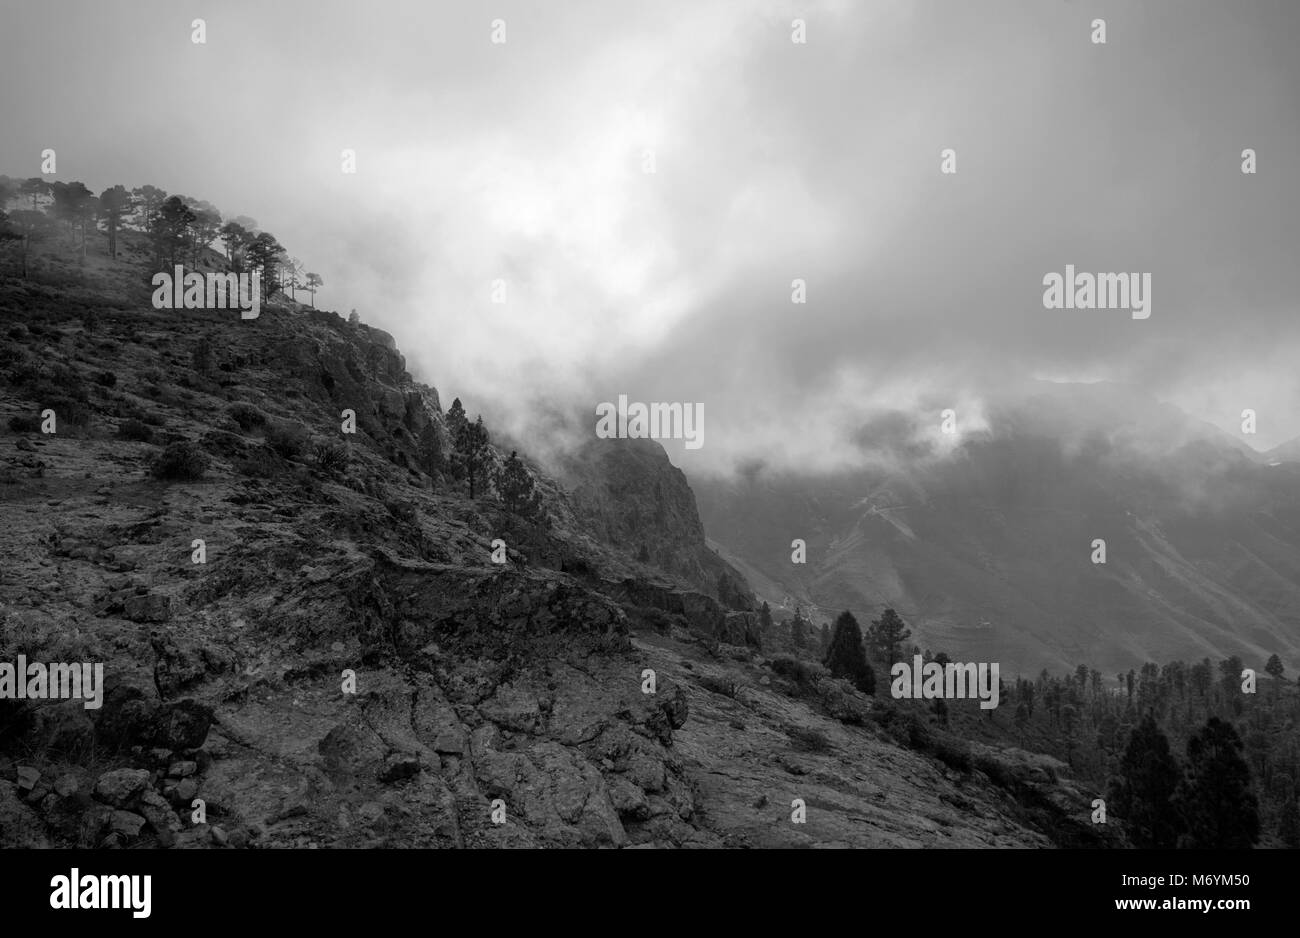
[758, 601, 774, 641]
[454, 415, 491, 500]
[1175, 717, 1260, 849]
[824, 610, 874, 695]
[446, 398, 468, 445]
[1108, 713, 1186, 848]
[1014, 701, 1030, 744]
[932, 697, 949, 728]
[866, 608, 911, 666]
[1265, 654, 1285, 694]
[496, 450, 544, 520]
[818, 624, 831, 657]
[790, 607, 809, 650]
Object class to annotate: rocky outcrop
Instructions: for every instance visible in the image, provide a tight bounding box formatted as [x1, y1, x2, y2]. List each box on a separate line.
[560, 438, 756, 611]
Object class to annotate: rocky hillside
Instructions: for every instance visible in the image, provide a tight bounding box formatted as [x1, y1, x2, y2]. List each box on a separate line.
[0, 261, 1113, 849]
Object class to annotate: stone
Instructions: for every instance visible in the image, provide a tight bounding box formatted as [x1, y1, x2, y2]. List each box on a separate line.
[608, 776, 651, 821]
[109, 810, 147, 838]
[53, 774, 79, 797]
[432, 730, 465, 756]
[173, 778, 198, 804]
[15, 766, 39, 791]
[210, 824, 229, 846]
[147, 699, 213, 750]
[93, 768, 150, 807]
[167, 761, 198, 778]
[379, 752, 424, 783]
[138, 789, 182, 842]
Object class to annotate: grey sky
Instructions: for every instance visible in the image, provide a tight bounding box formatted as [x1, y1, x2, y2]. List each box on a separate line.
[3, 0, 1297, 473]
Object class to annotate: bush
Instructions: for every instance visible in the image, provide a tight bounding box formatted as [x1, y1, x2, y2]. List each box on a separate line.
[770, 655, 823, 692]
[44, 398, 92, 430]
[117, 419, 155, 443]
[95, 371, 117, 388]
[236, 445, 284, 478]
[265, 421, 307, 460]
[786, 725, 833, 753]
[151, 441, 209, 481]
[696, 674, 740, 698]
[227, 402, 268, 431]
[384, 498, 418, 525]
[312, 441, 350, 473]
[929, 735, 972, 773]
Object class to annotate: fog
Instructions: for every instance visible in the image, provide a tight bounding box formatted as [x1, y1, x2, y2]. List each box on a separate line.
[3, 0, 1297, 475]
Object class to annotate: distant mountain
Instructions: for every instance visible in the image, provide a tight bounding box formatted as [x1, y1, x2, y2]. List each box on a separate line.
[694, 383, 1300, 675]
[1265, 435, 1300, 466]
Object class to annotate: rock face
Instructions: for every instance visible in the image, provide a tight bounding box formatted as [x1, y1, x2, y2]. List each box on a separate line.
[0, 270, 1108, 850]
[560, 438, 755, 612]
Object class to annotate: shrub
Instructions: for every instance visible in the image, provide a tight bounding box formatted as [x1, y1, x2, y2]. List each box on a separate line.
[95, 371, 117, 388]
[151, 441, 209, 481]
[786, 724, 833, 753]
[384, 498, 418, 525]
[236, 445, 284, 478]
[770, 655, 822, 692]
[44, 398, 92, 429]
[265, 421, 307, 460]
[117, 419, 155, 443]
[929, 735, 972, 773]
[696, 674, 740, 698]
[312, 441, 350, 473]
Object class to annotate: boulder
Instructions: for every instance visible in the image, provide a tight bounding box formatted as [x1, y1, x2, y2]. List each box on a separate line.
[92, 769, 150, 808]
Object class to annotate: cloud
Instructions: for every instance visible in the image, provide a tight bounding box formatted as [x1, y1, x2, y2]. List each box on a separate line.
[3, 0, 1298, 472]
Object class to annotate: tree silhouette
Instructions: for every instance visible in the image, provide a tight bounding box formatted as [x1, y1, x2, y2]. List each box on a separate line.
[98, 185, 133, 259]
[244, 231, 284, 298]
[150, 196, 196, 268]
[50, 181, 97, 259]
[758, 601, 774, 643]
[1265, 654, 1285, 697]
[446, 398, 468, 444]
[4, 209, 54, 277]
[1108, 713, 1186, 848]
[866, 608, 912, 666]
[220, 220, 253, 267]
[131, 185, 167, 230]
[496, 450, 544, 520]
[454, 414, 491, 500]
[305, 272, 323, 307]
[1175, 717, 1259, 849]
[824, 610, 874, 694]
[19, 177, 50, 210]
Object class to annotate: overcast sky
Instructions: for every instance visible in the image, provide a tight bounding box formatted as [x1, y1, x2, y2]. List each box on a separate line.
[3, 0, 1297, 473]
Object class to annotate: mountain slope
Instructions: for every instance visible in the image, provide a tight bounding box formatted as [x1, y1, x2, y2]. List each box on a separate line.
[695, 386, 1300, 675]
